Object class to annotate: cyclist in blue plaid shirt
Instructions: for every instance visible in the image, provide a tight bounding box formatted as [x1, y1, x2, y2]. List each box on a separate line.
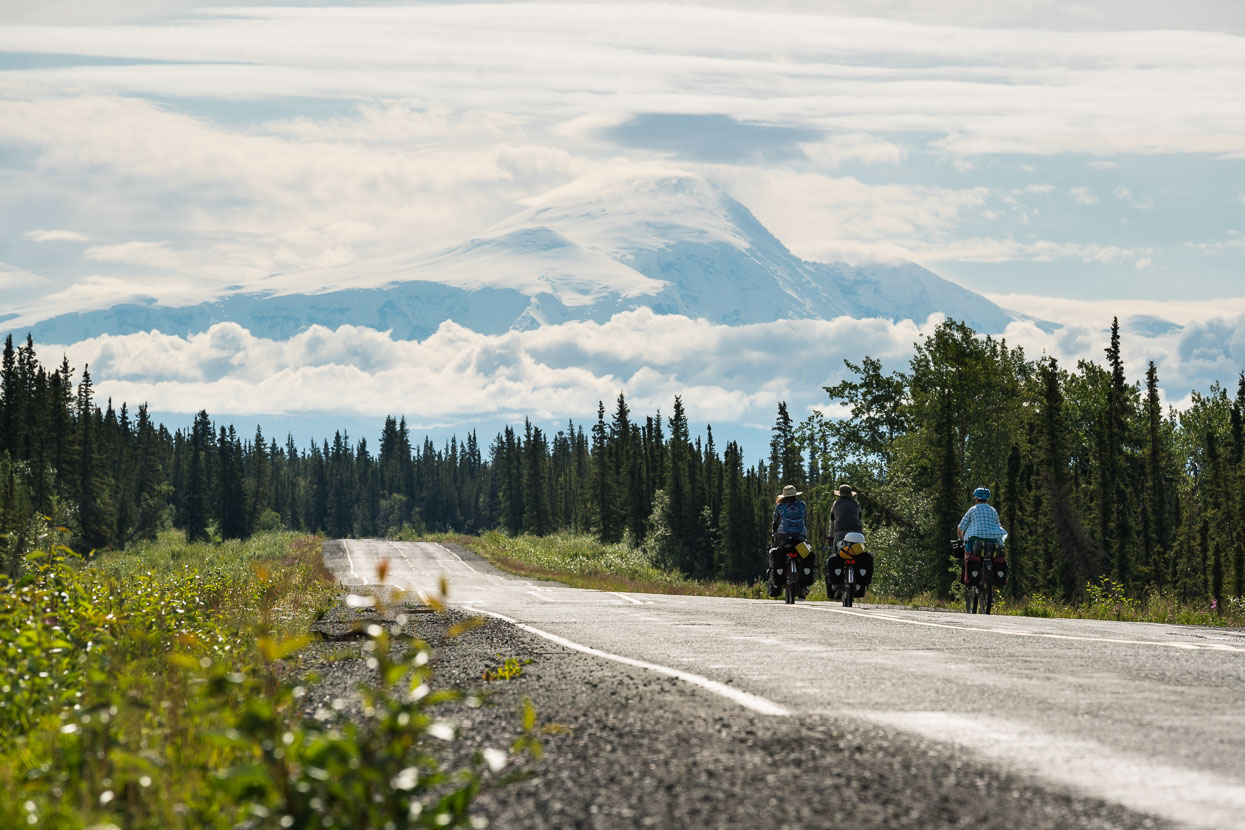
[957, 487, 1007, 554]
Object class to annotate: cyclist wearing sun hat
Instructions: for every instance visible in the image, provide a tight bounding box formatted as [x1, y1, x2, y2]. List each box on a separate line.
[768, 484, 814, 597]
[957, 487, 1007, 555]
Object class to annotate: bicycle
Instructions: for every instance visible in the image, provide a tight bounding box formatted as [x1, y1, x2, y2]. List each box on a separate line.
[784, 546, 800, 604]
[827, 532, 870, 608]
[769, 536, 812, 603]
[955, 538, 1002, 614]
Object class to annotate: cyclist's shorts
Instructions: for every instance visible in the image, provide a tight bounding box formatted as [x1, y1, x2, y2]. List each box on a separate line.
[965, 537, 1002, 555]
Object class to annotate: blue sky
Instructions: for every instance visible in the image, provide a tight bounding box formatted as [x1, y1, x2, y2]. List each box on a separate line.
[1, 1, 1244, 455]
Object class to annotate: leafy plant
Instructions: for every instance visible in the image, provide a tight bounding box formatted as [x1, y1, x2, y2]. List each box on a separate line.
[0, 530, 538, 829]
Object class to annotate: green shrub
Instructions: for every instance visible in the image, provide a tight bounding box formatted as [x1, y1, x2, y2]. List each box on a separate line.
[0, 530, 535, 829]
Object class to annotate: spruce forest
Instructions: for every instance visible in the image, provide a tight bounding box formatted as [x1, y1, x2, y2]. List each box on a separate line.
[1, 317, 1242, 607]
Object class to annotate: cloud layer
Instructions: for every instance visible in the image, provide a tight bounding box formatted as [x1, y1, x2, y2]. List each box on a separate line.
[2, 2, 1244, 321]
[44, 303, 1245, 437]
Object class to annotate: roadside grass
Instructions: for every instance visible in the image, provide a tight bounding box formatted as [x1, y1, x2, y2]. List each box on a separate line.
[432, 531, 1242, 627]
[425, 530, 838, 600]
[867, 579, 1243, 627]
[0, 528, 537, 829]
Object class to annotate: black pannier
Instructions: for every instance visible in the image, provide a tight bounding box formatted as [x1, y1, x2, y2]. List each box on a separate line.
[991, 556, 1007, 586]
[963, 554, 983, 587]
[826, 556, 846, 586]
[853, 551, 875, 586]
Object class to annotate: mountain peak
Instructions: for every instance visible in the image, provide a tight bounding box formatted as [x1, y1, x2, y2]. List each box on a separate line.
[14, 167, 1015, 343]
[510, 165, 754, 256]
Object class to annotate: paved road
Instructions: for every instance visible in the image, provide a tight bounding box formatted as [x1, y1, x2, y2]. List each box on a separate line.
[326, 539, 1245, 829]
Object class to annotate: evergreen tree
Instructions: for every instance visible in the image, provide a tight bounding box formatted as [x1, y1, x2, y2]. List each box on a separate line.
[74, 367, 113, 552]
[186, 411, 211, 542]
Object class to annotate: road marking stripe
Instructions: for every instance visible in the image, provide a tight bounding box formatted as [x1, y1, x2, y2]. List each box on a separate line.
[858, 710, 1245, 830]
[463, 605, 792, 718]
[434, 542, 483, 574]
[342, 540, 361, 585]
[609, 591, 644, 605]
[795, 605, 1245, 653]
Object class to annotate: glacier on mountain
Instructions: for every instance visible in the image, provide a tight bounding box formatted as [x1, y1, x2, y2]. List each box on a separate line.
[17, 168, 1013, 344]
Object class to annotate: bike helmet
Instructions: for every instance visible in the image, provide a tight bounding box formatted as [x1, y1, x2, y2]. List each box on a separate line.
[973, 487, 991, 501]
[838, 531, 867, 557]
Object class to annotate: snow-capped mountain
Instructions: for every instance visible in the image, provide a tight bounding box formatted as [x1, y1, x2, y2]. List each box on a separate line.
[19, 169, 1013, 343]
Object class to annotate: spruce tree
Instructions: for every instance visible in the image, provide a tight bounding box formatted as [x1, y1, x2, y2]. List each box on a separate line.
[186, 411, 211, 542]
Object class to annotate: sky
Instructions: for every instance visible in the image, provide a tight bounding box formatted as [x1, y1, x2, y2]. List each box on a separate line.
[1, 1, 1244, 455]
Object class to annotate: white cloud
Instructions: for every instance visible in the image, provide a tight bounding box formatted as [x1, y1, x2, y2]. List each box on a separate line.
[1113, 186, 1155, 209]
[995, 304, 1245, 401]
[0, 262, 53, 299]
[41, 304, 1245, 436]
[798, 133, 908, 167]
[49, 313, 926, 425]
[1070, 186, 1099, 205]
[1087, 160, 1120, 169]
[24, 228, 89, 243]
[84, 241, 182, 268]
[1135, 256, 1153, 269]
[4, 6, 1245, 157]
[988, 293, 1245, 329]
[709, 167, 989, 263]
[1022, 184, 1055, 193]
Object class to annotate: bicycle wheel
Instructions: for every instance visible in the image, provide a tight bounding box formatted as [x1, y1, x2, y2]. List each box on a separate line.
[785, 561, 796, 604]
[965, 585, 977, 614]
[982, 584, 993, 614]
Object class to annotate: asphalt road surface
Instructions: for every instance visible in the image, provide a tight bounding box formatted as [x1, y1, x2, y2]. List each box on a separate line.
[324, 539, 1245, 829]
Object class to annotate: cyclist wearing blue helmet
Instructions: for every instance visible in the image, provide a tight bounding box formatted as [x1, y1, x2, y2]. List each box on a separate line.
[957, 487, 1007, 554]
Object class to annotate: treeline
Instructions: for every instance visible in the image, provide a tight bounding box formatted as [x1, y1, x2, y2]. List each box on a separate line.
[0, 335, 802, 580]
[804, 318, 1244, 606]
[5, 319, 1244, 606]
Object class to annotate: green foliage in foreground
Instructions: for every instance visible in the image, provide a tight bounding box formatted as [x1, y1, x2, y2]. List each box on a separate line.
[450, 531, 1240, 626]
[0, 530, 537, 829]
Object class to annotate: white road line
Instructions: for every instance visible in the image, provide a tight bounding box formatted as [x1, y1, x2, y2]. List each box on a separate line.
[435, 543, 513, 583]
[796, 604, 1245, 653]
[609, 591, 644, 605]
[342, 540, 361, 585]
[463, 605, 792, 718]
[859, 710, 1245, 830]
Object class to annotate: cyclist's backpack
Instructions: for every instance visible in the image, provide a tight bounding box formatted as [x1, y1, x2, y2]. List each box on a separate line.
[991, 556, 1007, 586]
[963, 554, 983, 586]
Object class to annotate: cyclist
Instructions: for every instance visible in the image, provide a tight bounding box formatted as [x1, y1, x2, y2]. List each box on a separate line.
[769, 484, 814, 598]
[957, 486, 1007, 567]
[827, 482, 862, 549]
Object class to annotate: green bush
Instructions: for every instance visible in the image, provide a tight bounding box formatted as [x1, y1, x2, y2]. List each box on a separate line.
[0, 530, 536, 828]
